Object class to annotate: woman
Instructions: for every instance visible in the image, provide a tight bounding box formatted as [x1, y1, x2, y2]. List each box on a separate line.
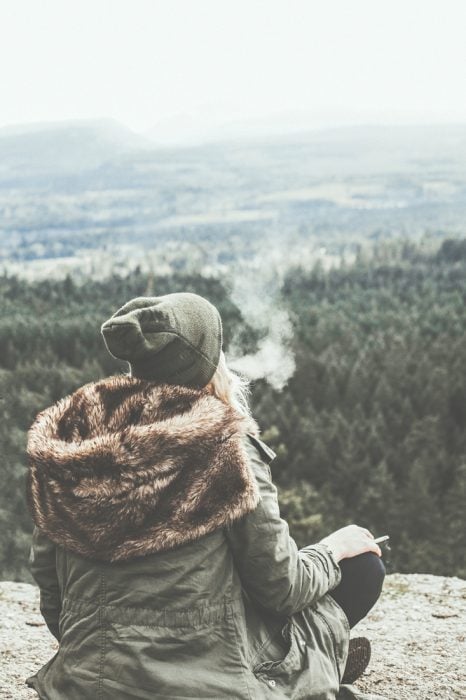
[25, 292, 386, 700]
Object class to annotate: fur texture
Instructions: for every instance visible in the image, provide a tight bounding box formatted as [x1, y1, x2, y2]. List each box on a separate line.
[26, 375, 261, 562]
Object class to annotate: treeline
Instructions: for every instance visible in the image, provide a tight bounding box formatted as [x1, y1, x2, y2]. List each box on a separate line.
[1, 238, 465, 580]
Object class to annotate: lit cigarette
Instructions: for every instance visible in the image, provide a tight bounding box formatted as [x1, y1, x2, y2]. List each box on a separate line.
[374, 535, 390, 544]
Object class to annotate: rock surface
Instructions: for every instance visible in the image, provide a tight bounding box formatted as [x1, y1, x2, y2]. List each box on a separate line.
[0, 573, 464, 699]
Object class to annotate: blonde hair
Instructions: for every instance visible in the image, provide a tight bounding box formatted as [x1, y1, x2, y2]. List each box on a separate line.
[127, 349, 255, 423]
[207, 350, 254, 420]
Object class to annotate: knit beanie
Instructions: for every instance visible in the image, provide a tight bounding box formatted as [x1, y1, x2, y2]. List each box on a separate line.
[101, 292, 223, 388]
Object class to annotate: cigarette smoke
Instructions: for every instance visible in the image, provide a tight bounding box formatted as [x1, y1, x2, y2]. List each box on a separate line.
[226, 256, 296, 392]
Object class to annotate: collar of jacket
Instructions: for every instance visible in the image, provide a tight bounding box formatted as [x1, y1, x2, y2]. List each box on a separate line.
[26, 374, 262, 563]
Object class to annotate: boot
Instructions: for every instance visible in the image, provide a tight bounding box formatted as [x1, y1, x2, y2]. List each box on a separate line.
[342, 636, 371, 684]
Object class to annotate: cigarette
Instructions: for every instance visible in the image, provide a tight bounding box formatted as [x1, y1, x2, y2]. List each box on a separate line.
[374, 535, 390, 544]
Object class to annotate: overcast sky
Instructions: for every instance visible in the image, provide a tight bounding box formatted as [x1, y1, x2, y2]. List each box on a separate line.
[1, 0, 466, 135]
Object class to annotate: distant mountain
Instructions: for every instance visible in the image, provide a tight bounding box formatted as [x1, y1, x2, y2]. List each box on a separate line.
[144, 110, 466, 149]
[0, 118, 154, 184]
[144, 110, 333, 146]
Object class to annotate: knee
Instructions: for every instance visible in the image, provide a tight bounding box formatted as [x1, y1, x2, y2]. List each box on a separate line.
[364, 551, 386, 592]
[375, 551, 386, 576]
[332, 552, 386, 628]
[346, 551, 385, 588]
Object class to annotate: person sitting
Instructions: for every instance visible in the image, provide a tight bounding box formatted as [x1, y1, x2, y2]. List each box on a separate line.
[26, 292, 386, 699]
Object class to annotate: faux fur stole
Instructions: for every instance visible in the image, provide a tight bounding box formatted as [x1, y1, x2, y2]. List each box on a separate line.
[26, 375, 262, 563]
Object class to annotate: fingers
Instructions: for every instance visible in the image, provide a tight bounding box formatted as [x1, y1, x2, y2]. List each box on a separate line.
[365, 541, 382, 557]
[358, 527, 381, 556]
[359, 526, 374, 539]
[334, 525, 383, 558]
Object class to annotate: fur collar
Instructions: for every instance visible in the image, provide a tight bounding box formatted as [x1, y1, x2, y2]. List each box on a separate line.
[26, 375, 261, 562]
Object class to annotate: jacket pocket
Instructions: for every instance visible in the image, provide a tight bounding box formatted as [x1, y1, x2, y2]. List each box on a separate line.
[252, 618, 304, 678]
[252, 611, 342, 698]
[311, 604, 343, 682]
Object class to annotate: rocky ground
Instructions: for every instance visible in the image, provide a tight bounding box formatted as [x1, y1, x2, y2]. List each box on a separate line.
[355, 573, 465, 699]
[0, 573, 464, 699]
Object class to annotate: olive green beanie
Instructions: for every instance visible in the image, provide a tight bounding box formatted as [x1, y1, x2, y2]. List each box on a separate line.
[101, 293, 223, 388]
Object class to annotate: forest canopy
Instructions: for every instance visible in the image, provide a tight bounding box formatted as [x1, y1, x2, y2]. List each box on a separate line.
[1, 238, 465, 580]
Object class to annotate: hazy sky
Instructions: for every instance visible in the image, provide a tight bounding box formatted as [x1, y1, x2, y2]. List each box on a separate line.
[1, 0, 466, 134]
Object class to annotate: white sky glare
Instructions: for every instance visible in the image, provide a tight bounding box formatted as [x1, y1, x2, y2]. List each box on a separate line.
[1, 0, 466, 134]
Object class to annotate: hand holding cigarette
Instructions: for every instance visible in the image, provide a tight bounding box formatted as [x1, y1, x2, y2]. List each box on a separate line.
[319, 525, 387, 562]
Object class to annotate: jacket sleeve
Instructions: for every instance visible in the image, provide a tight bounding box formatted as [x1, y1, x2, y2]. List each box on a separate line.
[225, 436, 342, 617]
[28, 525, 61, 641]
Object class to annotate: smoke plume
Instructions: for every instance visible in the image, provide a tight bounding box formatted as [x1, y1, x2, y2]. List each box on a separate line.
[226, 258, 296, 392]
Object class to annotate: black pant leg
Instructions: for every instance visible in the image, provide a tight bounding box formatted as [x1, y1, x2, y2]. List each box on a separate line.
[329, 551, 386, 628]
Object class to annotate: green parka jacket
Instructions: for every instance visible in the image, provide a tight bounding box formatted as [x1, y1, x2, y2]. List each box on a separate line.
[25, 375, 384, 700]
